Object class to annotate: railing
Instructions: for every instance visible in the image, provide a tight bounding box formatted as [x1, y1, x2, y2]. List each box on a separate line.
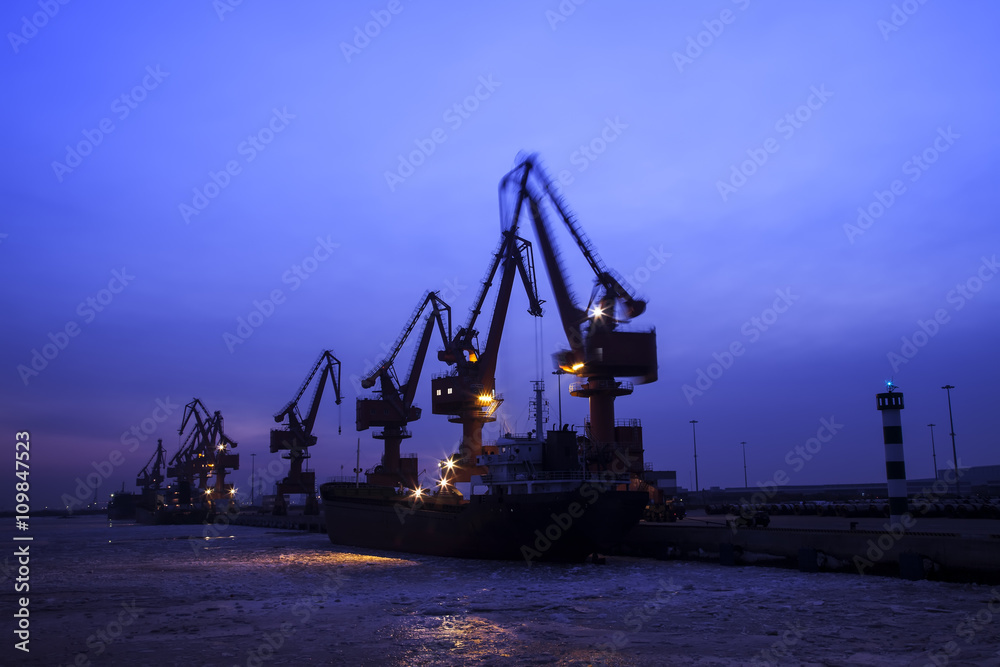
[481, 470, 630, 484]
[569, 379, 634, 394]
[496, 432, 535, 442]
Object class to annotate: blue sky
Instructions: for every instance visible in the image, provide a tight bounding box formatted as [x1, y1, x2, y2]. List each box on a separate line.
[2, 1, 998, 508]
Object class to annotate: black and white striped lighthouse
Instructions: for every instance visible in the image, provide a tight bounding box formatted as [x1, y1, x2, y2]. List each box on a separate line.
[876, 382, 908, 522]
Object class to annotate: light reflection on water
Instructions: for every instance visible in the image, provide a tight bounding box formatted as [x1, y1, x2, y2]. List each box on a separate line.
[390, 615, 517, 664]
[10, 516, 980, 666]
[277, 550, 419, 569]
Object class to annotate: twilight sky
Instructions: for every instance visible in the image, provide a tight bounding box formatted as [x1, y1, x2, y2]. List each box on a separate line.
[2, 1, 998, 509]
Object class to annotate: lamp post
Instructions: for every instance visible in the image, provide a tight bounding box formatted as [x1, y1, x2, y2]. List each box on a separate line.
[741, 441, 748, 488]
[353, 438, 363, 489]
[689, 420, 700, 505]
[927, 424, 938, 481]
[250, 453, 256, 505]
[941, 385, 960, 496]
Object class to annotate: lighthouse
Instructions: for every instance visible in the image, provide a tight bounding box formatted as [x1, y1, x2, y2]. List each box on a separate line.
[876, 381, 908, 523]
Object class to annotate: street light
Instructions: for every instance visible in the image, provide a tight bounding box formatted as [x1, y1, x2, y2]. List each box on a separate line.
[941, 385, 960, 496]
[250, 453, 256, 505]
[927, 424, 938, 481]
[741, 441, 748, 488]
[689, 420, 700, 505]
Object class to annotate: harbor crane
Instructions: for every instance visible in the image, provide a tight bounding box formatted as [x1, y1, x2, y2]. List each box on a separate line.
[136, 438, 167, 492]
[169, 398, 239, 507]
[271, 350, 343, 515]
[432, 227, 544, 480]
[134, 438, 167, 512]
[500, 155, 657, 474]
[357, 291, 451, 488]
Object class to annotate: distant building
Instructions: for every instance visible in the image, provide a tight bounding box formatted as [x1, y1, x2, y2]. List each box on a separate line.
[675, 464, 999, 502]
[643, 470, 677, 495]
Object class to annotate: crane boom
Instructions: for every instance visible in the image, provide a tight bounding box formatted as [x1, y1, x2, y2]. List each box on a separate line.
[273, 350, 343, 433]
[136, 439, 166, 490]
[498, 154, 657, 462]
[362, 291, 450, 390]
[356, 291, 451, 489]
[431, 220, 545, 477]
[271, 350, 344, 515]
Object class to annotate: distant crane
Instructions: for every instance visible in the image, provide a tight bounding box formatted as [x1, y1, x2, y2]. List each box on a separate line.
[500, 155, 658, 474]
[357, 291, 451, 488]
[271, 350, 343, 515]
[433, 226, 544, 480]
[169, 398, 239, 508]
[136, 438, 167, 493]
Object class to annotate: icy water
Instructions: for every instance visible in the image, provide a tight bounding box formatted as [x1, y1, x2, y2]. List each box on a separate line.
[4, 516, 1000, 666]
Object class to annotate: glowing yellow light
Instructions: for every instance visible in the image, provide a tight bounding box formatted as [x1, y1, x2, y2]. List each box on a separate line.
[412, 487, 424, 499]
[205, 488, 212, 495]
[591, 306, 604, 318]
[217, 444, 225, 451]
[477, 393, 492, 405]
[570, 362, 585, 372]
[443, 458, 456, 470]
[230, 488, 237, 497]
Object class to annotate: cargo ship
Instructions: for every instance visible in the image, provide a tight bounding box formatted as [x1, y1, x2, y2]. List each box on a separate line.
[320, 427, 649, 562]
[107, 483, 139, 521]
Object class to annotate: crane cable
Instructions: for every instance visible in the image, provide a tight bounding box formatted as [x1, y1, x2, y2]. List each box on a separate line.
[534, 314, 543, 383]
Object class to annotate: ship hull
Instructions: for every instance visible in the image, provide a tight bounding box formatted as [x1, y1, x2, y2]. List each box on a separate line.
[107, 492, 139, 521]
[135, 505, 211, 525]
[320, 482, 648, 562]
